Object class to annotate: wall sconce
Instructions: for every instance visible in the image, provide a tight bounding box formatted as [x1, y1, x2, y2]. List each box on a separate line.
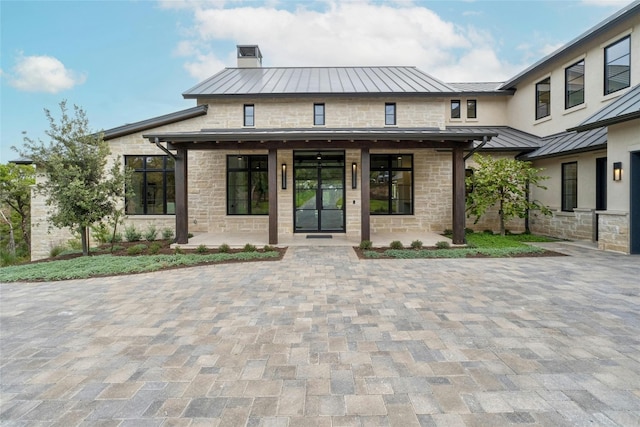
[352, 162, 357, 189]
[613, 162, 622, 181]
[281, 163, 287, 189]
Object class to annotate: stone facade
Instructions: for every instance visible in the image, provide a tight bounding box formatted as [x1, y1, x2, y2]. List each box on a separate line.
[597, 211, 629, 253]
[529, 208, 595, 241]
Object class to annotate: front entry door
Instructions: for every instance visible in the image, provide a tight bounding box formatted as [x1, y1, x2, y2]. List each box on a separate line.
[294, 151, 345, 232]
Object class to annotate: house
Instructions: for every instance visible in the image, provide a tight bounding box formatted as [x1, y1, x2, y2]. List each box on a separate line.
[29, 1, 640, 259]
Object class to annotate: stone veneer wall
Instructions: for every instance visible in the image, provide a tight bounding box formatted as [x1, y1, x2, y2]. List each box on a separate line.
[597, 211, 629, 253]
[529, 208, 594, 241]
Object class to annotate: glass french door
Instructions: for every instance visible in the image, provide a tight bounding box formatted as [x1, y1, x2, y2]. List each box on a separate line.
[294, 151, 345, 232]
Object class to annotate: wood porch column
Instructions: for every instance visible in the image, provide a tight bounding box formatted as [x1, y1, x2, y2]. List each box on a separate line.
[175, 147, 189, 244]
[452, 145, 466, 245]
[361, 148, 370, 242]
[268, 148, 278, 245]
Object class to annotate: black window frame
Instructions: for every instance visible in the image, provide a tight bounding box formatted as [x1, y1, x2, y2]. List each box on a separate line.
[243, 104, 255, 127]
[604, 35, 631, 95]
[125, 155, 175, 215]
[561, 162, 578, 212]
[536, 77, 551, 120]
[313, 103, 325, 126]
[227, 155, 269, 215]
[467, 99, 477, 119]
[565, 59, 585, 109]
[385, 103, 396, 125]
[369, 154, 413, 215]
[451, 100, 461, 119]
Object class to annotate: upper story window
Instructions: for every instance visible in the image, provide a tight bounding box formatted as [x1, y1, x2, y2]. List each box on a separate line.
[125, 156, 175, 215]
[562, 162, 577, 212]
[227, 155, 268, 215]
[604, 36, 631, 95]
[467, 100, 477, 119]
[314, 103, 325, 126]
[385, 103, 396, 125]
[451, 100, 461, 119]
[370, 154, 413, 215]
[565, 60, 585, 109]
[243, 104, 255, 127]
[536, 77, 551, 120]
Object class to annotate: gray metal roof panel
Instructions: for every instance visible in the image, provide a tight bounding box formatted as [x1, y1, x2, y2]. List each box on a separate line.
[183, 66, 457, 98]
[447, 126, 541, 150]
[447, 82, 505, 92]
[500, 0, 640, 90]
[569, 84, 640, 131]
[519, 127, 608, 160]
[103, 105, 208, 140]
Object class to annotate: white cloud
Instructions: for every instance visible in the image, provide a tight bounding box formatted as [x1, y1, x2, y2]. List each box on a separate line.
[167, 1, 521, 82]
[7, 54, 86, 93]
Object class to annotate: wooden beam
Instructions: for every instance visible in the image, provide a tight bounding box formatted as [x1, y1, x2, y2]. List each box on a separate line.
[268, 148, 278, 245]
[167, 140, 474, 151]
[175, 148, 189, 244]
[361, 148, 370, 242]
[452, 146, 466, 245]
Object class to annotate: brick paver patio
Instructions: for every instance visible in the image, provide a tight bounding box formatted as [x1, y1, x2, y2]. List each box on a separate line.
[1, 243, 639, 426]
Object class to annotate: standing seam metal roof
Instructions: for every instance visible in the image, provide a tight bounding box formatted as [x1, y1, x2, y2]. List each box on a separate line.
[447, 126, 541, 150]
[182, 66, 457, 98]
[569, 84, 640, 132]
[518, 128, 607, 160]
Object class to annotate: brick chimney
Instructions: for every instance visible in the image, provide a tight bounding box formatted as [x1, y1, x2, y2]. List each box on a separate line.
[237, 45, 262, 68]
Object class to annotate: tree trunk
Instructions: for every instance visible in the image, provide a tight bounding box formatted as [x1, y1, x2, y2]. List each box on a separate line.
[80, 226, 89, 256]
[499, 198, 506, 236]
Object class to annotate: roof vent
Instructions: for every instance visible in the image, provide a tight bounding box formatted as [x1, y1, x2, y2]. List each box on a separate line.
[237, 45, 262, 68]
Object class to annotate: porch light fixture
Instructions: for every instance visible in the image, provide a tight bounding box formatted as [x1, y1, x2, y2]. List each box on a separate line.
[281, 163, 287, 189]
[352, 162, 357, 189]
[613, 162, 622, 181]
[316, 152, 322, 161]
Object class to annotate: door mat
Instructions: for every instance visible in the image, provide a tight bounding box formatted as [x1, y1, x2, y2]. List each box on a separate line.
[306, 235, 333, 239]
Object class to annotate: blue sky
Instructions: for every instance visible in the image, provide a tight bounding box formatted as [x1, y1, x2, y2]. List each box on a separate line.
[0, 0, 631, 162]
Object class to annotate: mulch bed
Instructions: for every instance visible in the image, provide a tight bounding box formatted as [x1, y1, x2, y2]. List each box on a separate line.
[353, 246, 567, 259]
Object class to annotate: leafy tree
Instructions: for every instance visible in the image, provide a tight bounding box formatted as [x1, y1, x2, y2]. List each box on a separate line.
[15, 101, 128, 256]
[466, 155, 551, 236]
[0, 163, 35, 256]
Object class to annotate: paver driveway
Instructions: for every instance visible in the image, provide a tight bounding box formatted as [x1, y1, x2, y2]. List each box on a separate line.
[1, 244, 639, 426]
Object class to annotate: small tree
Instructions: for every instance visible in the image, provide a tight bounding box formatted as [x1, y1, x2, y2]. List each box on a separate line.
[0, 163, 35, 255]
[15, 101, 128, 256]
[466, 155, 551, 236]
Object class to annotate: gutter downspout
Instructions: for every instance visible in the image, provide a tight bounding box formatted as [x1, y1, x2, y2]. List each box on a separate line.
[154, 138, 177, 160]
[464, 136, 489, 161]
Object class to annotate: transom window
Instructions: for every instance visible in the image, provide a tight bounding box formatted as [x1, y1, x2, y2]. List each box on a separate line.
[370, 154, 413, 215]
[566, 60, 585, 109]
[562, 162, 577, 212]
[244, 104, 255, 127]
[536, 77, 551, 120]
[467, 100, 477, 119]
[314, 103, 325, 125]
[451, 100, 461, 119]
[227, 155, 268, 215]
[125, 156, 175, 215]
[604, 36, 631, 95]
[385, 103, 396, 125]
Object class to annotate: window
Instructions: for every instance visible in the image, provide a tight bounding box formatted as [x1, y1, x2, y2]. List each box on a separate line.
[565, 60, 585, 109]
[385, 103, 396, 125]
[314, 103, 325, 125]
[125, 156, 175, 215]
[536, 77, 551, 120]
[604, 36, 631, 95]
[562, 162, 577, 212]
[244, 104, 255, 127]
[227, 155, 268, 215]
[451, 100, 461, 119]
[370, 154, 413, 214]
[467, 100, 477, 119]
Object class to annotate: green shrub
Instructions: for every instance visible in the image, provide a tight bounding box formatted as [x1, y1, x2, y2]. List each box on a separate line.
[162, 228, 174, 240]
[127, 244, 147, 255]
[148, 242, 162, 254]
[67, 238, 82, 250]
[91, 222, 111, 244]
[188, 233, 194, 238]
[109, 232, 123, 243]
[50, 244, 67, 258]
[435, 241, 450, 249]
[443, 229, 453, 236]
[483, 229, 494, 234]
[359, 240, 373, 250]
[219, 243, 230, 253]
[243, 243, 257, 252]
[110, 245, 125, 252]
[263, 245, 275, 252]
[174, 246, 184, 255]
[465, 228, 474, 234]
[196, 244, 208, 254]
[389, 240, 403, 249]
[410, 240, 423, 249]
[124, 225, 142, 242]
[144, 224, 158, 241]
[0, 250, 19, 267]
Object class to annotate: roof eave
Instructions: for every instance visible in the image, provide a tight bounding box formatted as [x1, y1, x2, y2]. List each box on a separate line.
[519, 144, 608, 161]
[568, 111, 640, 132]
[103, 105, 209, 140]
